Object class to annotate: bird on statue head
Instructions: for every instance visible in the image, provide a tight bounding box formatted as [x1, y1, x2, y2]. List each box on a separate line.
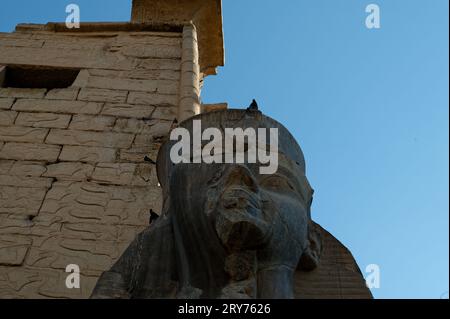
[247, 99, 259, 111]
[144, 156, 157, 165]
[149, 209, 159, 225]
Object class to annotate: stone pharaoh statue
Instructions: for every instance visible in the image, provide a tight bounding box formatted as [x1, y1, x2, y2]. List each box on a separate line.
[91, 109, 322, 299]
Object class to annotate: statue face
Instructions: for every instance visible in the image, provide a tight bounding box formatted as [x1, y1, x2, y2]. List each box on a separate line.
[162, 110, 315, 298]
[217, 157, 312, 266]
[170, 152, 313, 272]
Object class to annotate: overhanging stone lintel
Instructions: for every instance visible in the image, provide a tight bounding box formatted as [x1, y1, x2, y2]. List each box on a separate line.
[131, 0, 224, 76]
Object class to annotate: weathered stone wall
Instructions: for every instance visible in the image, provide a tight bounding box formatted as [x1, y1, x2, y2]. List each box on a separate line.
[0, 26, 182, 298]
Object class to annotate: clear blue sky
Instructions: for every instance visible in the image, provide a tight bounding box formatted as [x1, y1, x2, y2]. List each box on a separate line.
[1, 0, 448, 299]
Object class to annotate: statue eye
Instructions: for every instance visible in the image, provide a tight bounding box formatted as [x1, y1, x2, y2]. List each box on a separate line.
[260, 175, 295, 192]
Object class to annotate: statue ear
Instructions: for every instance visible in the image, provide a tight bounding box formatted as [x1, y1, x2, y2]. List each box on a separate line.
[298, 221, 323, 271]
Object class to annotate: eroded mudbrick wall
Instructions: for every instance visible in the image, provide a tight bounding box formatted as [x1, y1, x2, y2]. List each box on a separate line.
[0, 25, 185, 298]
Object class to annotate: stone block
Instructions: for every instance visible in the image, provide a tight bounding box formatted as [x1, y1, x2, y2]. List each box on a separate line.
[78, 88, 128, 103]
[89, 68, 180, 81]
[0, 186, 47, 216]
[0, 88, 46, 99]
[46, 129, 134, 148]
[135, 58, 181, 71]
[0, 126, 49, 143]
[115, 118, 172, 136]
[69, 115, 115, 131]
[0, 98, 14, 110]
[127, 91, 177, 106]
[0, 142, 61, 161]
[152, 107, 177, 120]
[9, 161, 47, 176]
[45, 88, 80, 100]
[101, 103, 155, 118]
[0, 215, 32, 236]
[118, 146, 158, 163]
[59, 146, 117, 163]
[0, 265, 98, 299]
[13, 99, 102, 115]
[85, 76, 160, 92]
[91, 163, 137, 185]
[0, 235, 32, 266]
[33, 222, 145, 243]
[90, 163, 153, 186]
[0, 110, 18, 126]
[0, 175, 53, 188]
[0, 160, 14, 174]
[119, 44, 181, 59]
[43, 162, 94, 181]
[84, 73, 180, 93]
[25, 238, 124, 274]
[0, 38, 44, 48]
[15, 112, 72, 128]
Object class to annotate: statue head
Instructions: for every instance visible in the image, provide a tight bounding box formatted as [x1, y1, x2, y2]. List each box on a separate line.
[156, 109, 322, 298]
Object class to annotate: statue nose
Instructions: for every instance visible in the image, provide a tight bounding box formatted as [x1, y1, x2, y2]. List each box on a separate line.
[222, 188, 260, 211]
[214, 164, 270, 251]
[220, 164, 259, 193]
[219, 164, 263, 215]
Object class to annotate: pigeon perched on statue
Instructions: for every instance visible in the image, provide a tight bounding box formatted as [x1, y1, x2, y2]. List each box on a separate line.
[247, 99, 259, 111]
[149, 209, 159, 225]
[144, 156, 157, 165]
